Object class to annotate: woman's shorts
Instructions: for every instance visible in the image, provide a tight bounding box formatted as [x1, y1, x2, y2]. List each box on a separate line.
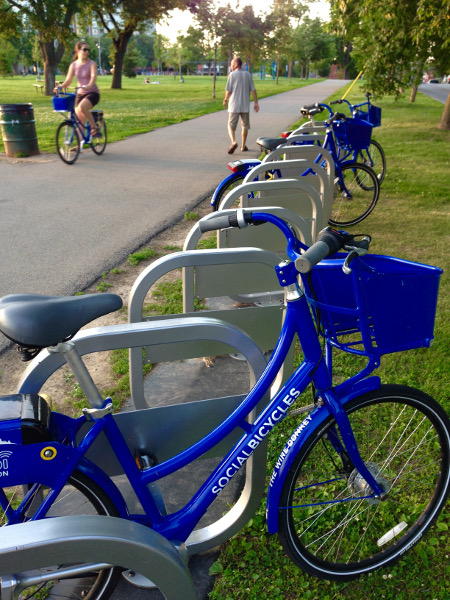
[76, 92, 100, 107]
[228, 112, 250, 130]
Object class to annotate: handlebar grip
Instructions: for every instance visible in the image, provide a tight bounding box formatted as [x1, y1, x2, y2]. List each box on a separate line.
[199, 213, 235, 233]
[295, 241, 330, 274]
[330, 100, 342, 105]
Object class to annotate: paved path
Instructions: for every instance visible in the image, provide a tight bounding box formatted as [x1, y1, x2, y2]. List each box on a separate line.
[0, 79, 347, 353]
[418, 83, 449, 104]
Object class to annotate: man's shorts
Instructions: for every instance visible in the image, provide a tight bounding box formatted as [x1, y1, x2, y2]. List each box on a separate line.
[228, 112, 250, 130]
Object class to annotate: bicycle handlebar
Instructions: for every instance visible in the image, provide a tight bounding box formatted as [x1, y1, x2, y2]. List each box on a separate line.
[198, 211, 371, 274]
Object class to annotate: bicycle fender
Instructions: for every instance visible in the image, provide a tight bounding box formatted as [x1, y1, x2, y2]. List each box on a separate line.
[265, 376, 380, 534]
[210, 172, 243, 207]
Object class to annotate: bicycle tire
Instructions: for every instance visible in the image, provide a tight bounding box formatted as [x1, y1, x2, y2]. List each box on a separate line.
[1, 469, 121, 600]
[278, 385, 450, 581]
[56, 120, 80, 165]
[91, 118, 107, 155]
[355, 139, 386, 186]
[211, 174, 245, 211]
[329, 162, 379, 227]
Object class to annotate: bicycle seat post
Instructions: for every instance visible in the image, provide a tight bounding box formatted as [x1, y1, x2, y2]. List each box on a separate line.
[49, 341, 104, 408]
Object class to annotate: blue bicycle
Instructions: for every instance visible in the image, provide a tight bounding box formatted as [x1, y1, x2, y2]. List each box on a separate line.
[211, 108, 381, 228]
[53, 92, 107, 165]
[0, 214, 448, 598]
[329, 92, 386, 184]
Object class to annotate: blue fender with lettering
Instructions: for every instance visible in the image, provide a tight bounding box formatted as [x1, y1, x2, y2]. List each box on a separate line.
[265, 377, 380, 534]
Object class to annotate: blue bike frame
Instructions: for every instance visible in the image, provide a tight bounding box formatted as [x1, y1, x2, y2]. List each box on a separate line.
[0, 213, 384, 544]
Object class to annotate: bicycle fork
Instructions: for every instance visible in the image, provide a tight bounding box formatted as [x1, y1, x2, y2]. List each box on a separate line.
[320, 388, 387, 500]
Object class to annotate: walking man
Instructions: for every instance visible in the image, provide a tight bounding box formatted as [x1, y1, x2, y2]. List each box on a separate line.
[223, 57, 259, 154]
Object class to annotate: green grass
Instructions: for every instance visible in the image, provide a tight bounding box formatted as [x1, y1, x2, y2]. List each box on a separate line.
[209, 87, 450, 600]
[0, 75, 322, 154]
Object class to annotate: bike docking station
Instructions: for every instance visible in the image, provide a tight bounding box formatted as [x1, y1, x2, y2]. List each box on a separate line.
[0, 515, 196, 600]
[7, 311, 270, 599]
[5, 259, 273, 599]
[0, 142, 337, 600]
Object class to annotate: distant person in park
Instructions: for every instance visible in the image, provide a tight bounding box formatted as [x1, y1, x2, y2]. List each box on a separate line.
[54, 41, 102, 138]
[223, 56, 259, 154]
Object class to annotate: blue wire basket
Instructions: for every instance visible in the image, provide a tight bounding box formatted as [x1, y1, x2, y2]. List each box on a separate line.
[52, 93, 76, 112]
[332, 118, 373, 152]
[353, 105, 382, 128]
[304, 254, 442, 357]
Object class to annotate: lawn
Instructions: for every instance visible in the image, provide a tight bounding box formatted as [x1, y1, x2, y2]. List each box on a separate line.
[0, 74, 322, 154]
[208, 87, 450, 600]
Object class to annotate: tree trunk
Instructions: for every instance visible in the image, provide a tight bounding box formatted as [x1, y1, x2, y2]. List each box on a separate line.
[288, 60, 293, 81]
[410, 59, 425, 103]
[111, 31, 133, 89]
[438, 93, 450, 130]
[276, 56, 280, 85]
[39, 37, 65, 95]
[212, 45, 217, 99]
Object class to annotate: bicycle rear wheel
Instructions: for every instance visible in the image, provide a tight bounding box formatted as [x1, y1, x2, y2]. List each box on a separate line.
[0, 470, 121, 600]
[329, 162, 379, 227]
[278, 385, 450, 580]
[56, 120, 80, 165]
[355, 139, 386, 185]
[91, 117, 107, 155]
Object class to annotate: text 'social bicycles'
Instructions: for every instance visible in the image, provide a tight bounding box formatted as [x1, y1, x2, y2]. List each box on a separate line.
[52, 91, 107, 165]
[0, 212, 448, 599]
[211, 107, 381, 228]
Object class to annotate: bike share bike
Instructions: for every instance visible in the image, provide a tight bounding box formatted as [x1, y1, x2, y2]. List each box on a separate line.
[210, 103, 382, 227]
[53, 90, 107, 165]
[0, 211, 448, 599]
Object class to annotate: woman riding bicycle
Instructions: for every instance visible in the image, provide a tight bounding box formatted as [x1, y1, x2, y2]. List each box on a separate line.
[54, 41, 102, 139]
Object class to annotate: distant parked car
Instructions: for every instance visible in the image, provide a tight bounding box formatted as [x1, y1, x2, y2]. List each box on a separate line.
[428, 78, 440, 84]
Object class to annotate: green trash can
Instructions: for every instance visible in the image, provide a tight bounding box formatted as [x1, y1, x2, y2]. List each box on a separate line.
[0, 103, 40, 157]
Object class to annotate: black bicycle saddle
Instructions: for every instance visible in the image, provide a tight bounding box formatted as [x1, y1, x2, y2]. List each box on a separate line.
[256, 136, 287, 151]
[0, 293, 123, 350]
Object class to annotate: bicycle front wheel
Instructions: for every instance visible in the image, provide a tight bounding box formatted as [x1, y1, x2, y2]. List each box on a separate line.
[91, 117, 107, 155]
[278, 385, 450, 580]
[56, 120, 80, 165]
[211, 174, 245, 211]
[329, 162, 379, 227]
[355, 139, 386, 185]
[0, 470, 121, 600]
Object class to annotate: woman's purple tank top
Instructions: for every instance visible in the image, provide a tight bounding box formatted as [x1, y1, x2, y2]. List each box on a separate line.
[73, 60, 99, 94]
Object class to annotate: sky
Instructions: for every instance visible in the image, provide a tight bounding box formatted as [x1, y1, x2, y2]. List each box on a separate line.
[156, 0, 330, 43]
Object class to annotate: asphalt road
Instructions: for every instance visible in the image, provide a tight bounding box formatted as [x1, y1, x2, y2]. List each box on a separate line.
[0, 79, 347, 353]
[418, 82, 450, 104]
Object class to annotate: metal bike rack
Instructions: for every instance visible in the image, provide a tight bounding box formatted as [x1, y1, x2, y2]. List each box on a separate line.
[261, 145, 335, 222]
[0, 515, 197, 600]
[227, 175, 324, 241]
[18, 316, 270, 555]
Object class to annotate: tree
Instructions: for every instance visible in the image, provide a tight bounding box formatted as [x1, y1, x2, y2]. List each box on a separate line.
[329, 0, 450, 128]
[192, 1, 233, 98]
[153, 33, 169, 73]
[266, 0, 307, 84]
[92, 0, 205, 89]
[123, 41, 144, 77]
[0, 0, 79, 94]
[0, 39, 16, 76]
[290, 17, 334, 80]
